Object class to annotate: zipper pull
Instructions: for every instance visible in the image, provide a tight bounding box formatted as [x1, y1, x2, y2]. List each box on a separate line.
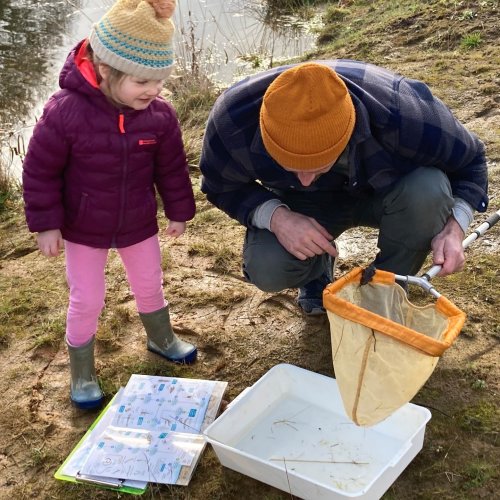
[118, 113, 125, 134]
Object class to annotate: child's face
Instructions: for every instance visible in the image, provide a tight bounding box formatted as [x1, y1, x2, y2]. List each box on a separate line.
[113, 75, 165, 110]
[98, 64, 166, 110]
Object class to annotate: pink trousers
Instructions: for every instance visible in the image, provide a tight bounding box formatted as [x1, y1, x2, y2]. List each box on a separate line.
[65, 235, 166, 346]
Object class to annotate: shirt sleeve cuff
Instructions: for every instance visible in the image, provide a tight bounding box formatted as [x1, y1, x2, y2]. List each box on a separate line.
[452, 197, 474, 234]
[250, 199, 289, 230]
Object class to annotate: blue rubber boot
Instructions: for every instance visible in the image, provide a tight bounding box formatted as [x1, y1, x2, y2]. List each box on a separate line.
[140, 306, 197, 364]
[297, 254, 337, 315]
[66, 336, 104, 410]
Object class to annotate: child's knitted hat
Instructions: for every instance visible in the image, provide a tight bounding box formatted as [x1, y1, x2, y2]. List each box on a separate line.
[89, 0, 176, 80]
[260, 62, 356, 171]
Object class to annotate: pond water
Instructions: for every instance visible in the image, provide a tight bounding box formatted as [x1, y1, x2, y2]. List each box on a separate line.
[0, 0, 319, 177]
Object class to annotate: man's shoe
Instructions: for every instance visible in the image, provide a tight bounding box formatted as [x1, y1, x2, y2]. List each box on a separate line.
[297, 279, 328, 315]
[297, 254, 337, 315]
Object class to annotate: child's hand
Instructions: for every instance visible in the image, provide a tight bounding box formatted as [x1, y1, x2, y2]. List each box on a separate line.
[165, 221, 186, 238]
[37, 229, 64, 257]
[147, 0, 176, 18]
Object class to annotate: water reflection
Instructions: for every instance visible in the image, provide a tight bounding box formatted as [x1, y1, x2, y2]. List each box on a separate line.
[0, 0, 318, 176]
[0, 0, 82, 127]
[176, 0, 318, 82]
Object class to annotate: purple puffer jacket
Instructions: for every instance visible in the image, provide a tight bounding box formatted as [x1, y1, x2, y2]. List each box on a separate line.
[23, 40, 195, 249]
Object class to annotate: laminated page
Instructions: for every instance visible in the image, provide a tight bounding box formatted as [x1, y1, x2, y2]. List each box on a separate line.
[55, 388, 148, 491]
[57, 374, 227, 489]
[111, 374, 216, 433]
[80, 427, 204, 484]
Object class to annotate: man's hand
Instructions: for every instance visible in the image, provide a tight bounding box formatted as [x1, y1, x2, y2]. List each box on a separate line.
[37, 229, 64, 257]
[165, 221, 186, 238]
[431, 217, 465, 276]
[270, 207, 338, 260]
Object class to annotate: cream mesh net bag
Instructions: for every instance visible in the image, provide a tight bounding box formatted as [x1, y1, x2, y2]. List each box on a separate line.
[323, 267, 466, 427]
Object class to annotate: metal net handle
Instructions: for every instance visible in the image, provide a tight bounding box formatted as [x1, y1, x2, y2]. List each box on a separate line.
[425, 209, 500, 280]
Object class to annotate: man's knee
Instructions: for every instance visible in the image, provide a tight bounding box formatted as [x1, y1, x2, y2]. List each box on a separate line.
[398, 167, 453, 213]
[384, 168, 454, 231]
[380, 167, 455, 254]
[242, 229, 318, 292]
[243, 261, 288, 292]
[243, 244, 300, 292]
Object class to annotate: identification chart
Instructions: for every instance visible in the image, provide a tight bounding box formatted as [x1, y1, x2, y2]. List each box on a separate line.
[79, 375, 216, 484]
[111, 374, 216, 433]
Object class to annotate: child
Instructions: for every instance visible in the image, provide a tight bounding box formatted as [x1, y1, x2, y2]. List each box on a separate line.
[22, 0, 197, 410]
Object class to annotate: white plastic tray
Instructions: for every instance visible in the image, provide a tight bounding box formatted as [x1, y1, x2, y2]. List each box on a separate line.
[204, 364, 431, 499]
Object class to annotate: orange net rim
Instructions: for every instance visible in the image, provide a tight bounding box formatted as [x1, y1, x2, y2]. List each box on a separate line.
[323, 267, 466, 357]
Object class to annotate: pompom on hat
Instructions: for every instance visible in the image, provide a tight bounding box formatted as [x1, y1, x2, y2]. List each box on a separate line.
[260, 62, 356, 171]
[89, 0, 176, 80]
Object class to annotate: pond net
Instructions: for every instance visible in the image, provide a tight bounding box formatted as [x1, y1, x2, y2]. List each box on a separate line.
[323, 267, 466, 427]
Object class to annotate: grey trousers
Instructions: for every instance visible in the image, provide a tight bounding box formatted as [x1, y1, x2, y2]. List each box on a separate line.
[242, 167, 454, 293]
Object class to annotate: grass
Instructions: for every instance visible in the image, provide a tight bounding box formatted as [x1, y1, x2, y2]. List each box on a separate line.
[0, 259, 68, 349]
[464, 461, 497, 488]
[28, 443, 58, 470]
[31, 316, 66, 348]
[97, 305, 132, 349]
[0, 156, 20, 214]
[313, 0, 498, 60]
[470, 378, 487, 390]
[461, 31, 482, 49]
[190, 207, 231, 226]
[167, 71, 220, 169]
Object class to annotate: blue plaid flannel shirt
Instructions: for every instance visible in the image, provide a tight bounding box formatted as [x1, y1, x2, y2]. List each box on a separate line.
[200, 60, 488, 227]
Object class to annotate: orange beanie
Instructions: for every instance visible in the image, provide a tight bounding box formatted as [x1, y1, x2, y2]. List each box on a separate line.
[260, 63, 355, 171]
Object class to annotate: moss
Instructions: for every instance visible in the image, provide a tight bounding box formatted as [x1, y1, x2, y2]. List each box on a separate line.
[458, 401, 499, 433]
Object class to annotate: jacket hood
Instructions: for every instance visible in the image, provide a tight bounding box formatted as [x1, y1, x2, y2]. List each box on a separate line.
[59, 40, 102, 98]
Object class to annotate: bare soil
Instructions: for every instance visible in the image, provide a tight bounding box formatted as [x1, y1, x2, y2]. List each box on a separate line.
[0, 1, 499, 499]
